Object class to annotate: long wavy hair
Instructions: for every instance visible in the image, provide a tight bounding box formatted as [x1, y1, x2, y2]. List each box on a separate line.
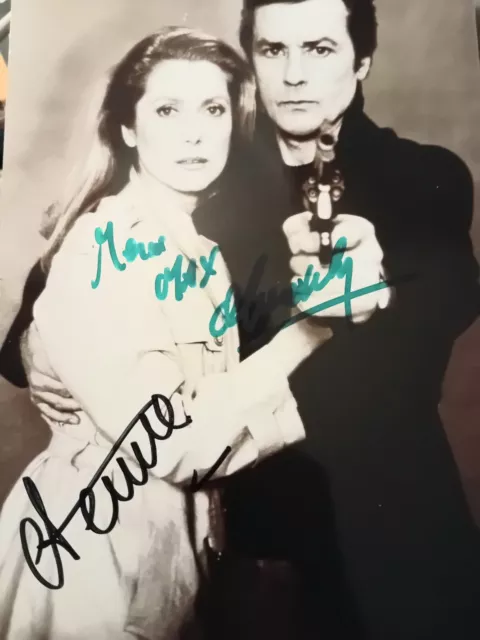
[41, 26, 256, 272]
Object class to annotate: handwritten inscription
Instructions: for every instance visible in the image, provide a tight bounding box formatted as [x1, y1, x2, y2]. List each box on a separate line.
[91, 223, 391, 342]
[91, 220, 220, 304]
[19, 394, 231, 590]
[154, 246, 219, 302]
[91, 221, 167, 289]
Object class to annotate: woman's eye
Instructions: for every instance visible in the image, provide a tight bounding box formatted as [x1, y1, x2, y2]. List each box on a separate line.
[207, 104, 226, 116]
[156, 106, 176, 117]
[263, 46, 283, 58]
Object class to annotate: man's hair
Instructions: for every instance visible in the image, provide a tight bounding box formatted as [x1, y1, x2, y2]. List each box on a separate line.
[239, 0, 377, 69]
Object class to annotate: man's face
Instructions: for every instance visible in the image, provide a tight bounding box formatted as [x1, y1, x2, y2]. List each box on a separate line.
[252, 0, 371, 137]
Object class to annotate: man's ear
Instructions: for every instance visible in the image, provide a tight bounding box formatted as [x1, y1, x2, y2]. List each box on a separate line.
[121, 125, 136, 148]
[356, 56, 372, 81]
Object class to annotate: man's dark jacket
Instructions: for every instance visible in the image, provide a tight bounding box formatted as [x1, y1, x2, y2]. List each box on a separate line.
[197, 88, 480, 639]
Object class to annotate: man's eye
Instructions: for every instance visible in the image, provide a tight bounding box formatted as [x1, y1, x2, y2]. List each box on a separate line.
[156, 106, 176, 117]
[309, 46, 333, 57]
[207, 104, 226, 116]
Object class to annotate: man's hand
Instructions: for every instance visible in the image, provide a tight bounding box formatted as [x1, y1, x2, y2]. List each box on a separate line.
[21, 323, 81, 425]
[283, 212, 392, 323]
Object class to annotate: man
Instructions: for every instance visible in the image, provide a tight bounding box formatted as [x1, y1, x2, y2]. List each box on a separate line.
[196, 1, 480, 638]
[1, 0, 479, 638]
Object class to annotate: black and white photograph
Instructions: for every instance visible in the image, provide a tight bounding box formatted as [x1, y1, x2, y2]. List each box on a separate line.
[0, 1, 480, 638]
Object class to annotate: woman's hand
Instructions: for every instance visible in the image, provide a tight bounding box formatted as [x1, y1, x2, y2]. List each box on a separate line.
[21, 323, 81, 425]
[267, 319, 333, 379]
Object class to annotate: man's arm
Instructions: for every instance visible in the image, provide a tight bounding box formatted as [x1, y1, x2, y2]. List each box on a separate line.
[390, 144, 480, 343]
[0, 260, 46, 387]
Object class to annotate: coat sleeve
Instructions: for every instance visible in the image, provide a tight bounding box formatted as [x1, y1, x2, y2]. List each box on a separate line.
[383, 144, 479, 344]
[33, 216, 305, 486]
[427, 147, 480, 339]
[0, 261, 46, 388]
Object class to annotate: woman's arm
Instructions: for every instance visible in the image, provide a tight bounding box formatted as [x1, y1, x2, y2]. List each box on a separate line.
[33, 218, 331, 485]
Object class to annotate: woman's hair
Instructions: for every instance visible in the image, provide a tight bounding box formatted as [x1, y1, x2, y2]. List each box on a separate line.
[42, 26, 256, 272]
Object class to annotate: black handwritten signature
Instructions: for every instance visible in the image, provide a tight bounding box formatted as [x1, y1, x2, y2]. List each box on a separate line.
[19, 394, 231, 590]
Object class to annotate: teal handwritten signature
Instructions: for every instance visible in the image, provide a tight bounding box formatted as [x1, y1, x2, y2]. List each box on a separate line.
[209, 237, 390, 339]
[91, 221, 219, 302]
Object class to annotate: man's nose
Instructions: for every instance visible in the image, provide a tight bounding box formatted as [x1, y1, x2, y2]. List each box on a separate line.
[284, 51, 306, 87]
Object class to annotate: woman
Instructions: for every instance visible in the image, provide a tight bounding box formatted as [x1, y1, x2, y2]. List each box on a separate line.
[0, 27, 331, 640]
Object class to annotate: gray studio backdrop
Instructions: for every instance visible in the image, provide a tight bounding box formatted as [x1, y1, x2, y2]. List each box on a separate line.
[0, 0, 480, 520]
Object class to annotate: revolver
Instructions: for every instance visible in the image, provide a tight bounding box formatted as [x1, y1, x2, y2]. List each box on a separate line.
[302, 130, 345, 266]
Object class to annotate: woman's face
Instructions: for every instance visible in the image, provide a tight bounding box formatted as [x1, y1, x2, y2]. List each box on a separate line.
[122, 59, 233, 195]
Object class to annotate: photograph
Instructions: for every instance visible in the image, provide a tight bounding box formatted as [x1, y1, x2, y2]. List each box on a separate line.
[0, 1, 479, 639]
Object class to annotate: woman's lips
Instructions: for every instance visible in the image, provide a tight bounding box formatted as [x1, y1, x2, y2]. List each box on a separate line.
[278, 100, 318, 109]
[177, 157, 208, 164]
[176, 157, 209, 171]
